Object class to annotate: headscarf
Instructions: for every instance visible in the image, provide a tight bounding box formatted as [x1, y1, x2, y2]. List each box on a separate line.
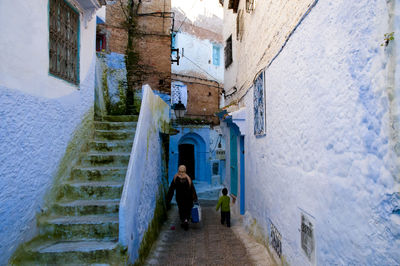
[174, 165, 192, 186]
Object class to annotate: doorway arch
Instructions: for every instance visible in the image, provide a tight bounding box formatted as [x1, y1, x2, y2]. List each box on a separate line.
[178, 132, 207, 182]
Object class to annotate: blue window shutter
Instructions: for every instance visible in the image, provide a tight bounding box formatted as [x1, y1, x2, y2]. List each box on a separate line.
[213, 44, 220, 66]
[171, 32, 176, 49]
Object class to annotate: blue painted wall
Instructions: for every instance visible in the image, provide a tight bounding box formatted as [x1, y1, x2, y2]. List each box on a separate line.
[169, 126, 222, 184]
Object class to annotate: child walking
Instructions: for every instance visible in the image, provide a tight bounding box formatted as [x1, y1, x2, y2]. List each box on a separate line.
[216, 188, 230, 227]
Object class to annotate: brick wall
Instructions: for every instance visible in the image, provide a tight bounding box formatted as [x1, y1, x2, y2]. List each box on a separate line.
[102, 0, 172, 92]
[172, 74, 220, 124]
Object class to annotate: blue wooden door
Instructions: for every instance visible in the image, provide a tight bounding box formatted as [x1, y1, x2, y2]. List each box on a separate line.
[230, 127, 238, 196]
[240, 136, 245, 215]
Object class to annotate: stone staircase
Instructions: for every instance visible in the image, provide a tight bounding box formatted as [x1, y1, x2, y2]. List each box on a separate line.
[12, 115, 138, 265]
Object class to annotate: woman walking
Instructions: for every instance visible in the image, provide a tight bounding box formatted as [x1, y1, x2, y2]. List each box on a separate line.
[167, 165, 198, 230]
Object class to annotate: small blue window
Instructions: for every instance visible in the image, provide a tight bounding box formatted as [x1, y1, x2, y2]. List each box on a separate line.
[212, 44, 220, 66]
[171, 32, 177, 49]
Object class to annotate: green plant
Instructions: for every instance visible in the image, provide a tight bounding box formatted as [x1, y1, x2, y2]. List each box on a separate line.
[382, 32, 395, 47]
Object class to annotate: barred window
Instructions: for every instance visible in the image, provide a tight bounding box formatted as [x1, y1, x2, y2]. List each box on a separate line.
[225, 35, 233, 69]
[49, 0, 79, 84]
[246, 0, 255, 13]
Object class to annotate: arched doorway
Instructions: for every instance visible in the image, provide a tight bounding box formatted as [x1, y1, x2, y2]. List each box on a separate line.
[178, 132, 208, 182]
[178, 144, 195, 179]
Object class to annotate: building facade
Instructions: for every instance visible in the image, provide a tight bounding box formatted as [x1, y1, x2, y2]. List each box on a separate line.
[98, 0, 172, 93]
[0, 0, 104, 263]
[220, 0, 400, 264]
[171, 0, 224, 123]
[168, 0, 225, 185]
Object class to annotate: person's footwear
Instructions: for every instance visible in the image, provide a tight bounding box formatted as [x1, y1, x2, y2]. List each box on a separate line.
[183, 219, 189, 231]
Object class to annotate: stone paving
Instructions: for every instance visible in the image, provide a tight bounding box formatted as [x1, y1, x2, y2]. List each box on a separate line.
[145, 200, 276, 266]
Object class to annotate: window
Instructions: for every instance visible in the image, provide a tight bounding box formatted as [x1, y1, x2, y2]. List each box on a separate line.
[212, 44, 221, 66]
[171, 32, 177, 49]
[96, 34, 106, 52]
[224, 35, 233, 68]
[49, 0, 79, 84]
[228, 0, 239, 13]
[246, 0, 256, 13]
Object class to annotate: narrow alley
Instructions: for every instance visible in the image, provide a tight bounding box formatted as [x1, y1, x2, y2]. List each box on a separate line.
[145, 199, 275, 266]
[1, 0, 400, 265]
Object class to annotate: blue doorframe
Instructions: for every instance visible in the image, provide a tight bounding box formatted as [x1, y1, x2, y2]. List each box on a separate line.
[240, 136, 245, 215]
[230, 127, 238, 196]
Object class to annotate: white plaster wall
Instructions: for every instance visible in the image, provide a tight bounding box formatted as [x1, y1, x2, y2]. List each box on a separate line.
[172, 0, 223, 25]
[239, 0, 400, 264]
[223, 0, 315, 100]
[0, 0, 96, 98]
[173, 32, 224, 83]
[119, 85, 170, 263]
[0, 58, 95, 264]
[97, 5, 106, 22]
[0, 1, 98, 263]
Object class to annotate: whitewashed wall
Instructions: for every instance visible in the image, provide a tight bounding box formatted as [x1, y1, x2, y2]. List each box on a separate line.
[223, 0, 315, 99]
[0, 0, 96, 98]
[0, 1, 97, 263]
[238, 0, 400, 265]
[172, 0, 224, 83]
[119, 85, 170, 263]
[173, 33, 224, 83]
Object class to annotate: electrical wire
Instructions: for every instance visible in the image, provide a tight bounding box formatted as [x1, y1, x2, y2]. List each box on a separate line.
[176, 0, 198, 32]
[182, 55, 220, 84]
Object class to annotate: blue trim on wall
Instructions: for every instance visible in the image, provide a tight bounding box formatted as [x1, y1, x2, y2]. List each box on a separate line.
[230, 127, 238, 196]
[240, 136, 245, 215]
[178, 132, 208, 183]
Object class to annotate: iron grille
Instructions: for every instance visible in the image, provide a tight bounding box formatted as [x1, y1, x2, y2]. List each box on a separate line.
[49, 0, 79, 84]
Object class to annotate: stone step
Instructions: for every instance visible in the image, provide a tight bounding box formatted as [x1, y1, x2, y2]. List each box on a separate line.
[71, 166, 127, 182]
[38, 215, 119, 240]
[80, 152, 130, 167]
[57, 181, 124, 201]
[14, 240, 123, 266]
[94, 121, 137, 131]
[102, 115, 138, 122]
[51, 199, 120, 216]
[94, 129, 136, 141]
[89, 140, 133, 153]
[27, 240, 121, 265]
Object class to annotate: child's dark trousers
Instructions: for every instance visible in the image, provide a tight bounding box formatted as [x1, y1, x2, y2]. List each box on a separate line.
[220, 211, 231, 227]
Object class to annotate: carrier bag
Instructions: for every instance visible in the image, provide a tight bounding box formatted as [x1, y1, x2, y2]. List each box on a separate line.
[191, 202, 201, 223]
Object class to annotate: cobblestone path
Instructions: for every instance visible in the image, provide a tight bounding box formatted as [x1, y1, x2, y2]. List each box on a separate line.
[145, 200, 255, 265]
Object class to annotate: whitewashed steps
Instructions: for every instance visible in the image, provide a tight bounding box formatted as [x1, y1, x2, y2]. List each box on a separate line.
[13, 116, 136, 264]
[94, 130, 135, 141]
[95, 121, 137, 131]
[57, 181, 124, 201]
[89, 140, 133, 153]
[71, 166, 127, 182]
[102, 115, 138, 122]
[80, 152, 131, 167]
[39, 215, 119, 240]
[52, 199, 120, 216]
[20, 240, 122, 265]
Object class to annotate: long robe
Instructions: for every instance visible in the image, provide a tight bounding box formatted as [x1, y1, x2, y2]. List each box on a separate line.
[167, 177, 197, 222]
